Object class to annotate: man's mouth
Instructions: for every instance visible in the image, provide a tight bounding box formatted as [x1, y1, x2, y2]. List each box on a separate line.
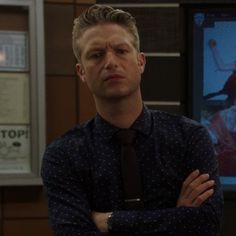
[105, 74, 125, 81]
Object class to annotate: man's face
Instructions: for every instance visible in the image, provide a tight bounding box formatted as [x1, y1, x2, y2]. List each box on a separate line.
[76, 23, 145, 101]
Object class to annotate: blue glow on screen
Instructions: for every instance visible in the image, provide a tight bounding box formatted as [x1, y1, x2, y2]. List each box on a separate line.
[204, 21, 236, 100]
[192, 11, 236, 189]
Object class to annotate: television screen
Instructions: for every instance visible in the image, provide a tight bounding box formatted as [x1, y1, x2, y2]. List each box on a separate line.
[189, 6, 236, 190]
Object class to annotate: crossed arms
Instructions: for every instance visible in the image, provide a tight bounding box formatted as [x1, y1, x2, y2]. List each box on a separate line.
[92, 169, 216, 233]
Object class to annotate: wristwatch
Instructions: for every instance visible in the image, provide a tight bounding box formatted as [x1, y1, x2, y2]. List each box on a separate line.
[107, 212, 113, 231]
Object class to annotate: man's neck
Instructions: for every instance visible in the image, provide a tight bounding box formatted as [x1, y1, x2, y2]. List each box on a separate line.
[95, 95, 143, 129]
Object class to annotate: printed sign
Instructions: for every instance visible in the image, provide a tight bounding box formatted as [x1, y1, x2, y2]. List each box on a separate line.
[0, 125, 31, 173]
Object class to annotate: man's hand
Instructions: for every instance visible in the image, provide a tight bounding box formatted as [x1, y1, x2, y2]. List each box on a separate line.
[177, 169, 215, 207]
[91, 211, 112, 233]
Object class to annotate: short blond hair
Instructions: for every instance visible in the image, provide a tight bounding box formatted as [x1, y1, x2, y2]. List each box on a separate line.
[72, 4, 140, 62]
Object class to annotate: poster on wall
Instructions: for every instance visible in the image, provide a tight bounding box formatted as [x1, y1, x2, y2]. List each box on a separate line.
[0, 73, 30, 124]
[191, 8, 236, 189]
[0, 31, 29, 71]
[0, 125, 31, 173]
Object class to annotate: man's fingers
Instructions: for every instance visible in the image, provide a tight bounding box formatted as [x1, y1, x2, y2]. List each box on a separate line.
[182, 169, 200, 188]
[177, 170, 215, 207]
[183, 173, 210, 198]
[188, 179, 215, 201]
[192, 189, 214, 207]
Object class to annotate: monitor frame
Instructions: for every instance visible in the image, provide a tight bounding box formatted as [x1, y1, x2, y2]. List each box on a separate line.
[187, 4, 236, 192]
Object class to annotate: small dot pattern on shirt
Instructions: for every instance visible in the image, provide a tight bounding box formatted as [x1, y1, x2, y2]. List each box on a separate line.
[41, 106, 223, 235]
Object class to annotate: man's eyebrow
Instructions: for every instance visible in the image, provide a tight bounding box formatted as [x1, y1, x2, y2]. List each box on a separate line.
[85, 46, 105, 55]
[84, 41, 132, 56]
[87, 47, 104, 52]
[112, 42, 131, 48]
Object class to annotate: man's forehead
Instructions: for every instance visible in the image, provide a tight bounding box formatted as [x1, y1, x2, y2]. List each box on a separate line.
[78, 23, 136, 55]
[81, 23, 133, 41]
[80, 35, 134, 55]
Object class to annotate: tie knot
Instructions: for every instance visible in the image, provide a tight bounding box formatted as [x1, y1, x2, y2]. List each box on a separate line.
[115, 129, 136, 145]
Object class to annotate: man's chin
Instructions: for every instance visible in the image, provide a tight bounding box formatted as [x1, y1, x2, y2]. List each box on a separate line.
[97, 92, 131, 102]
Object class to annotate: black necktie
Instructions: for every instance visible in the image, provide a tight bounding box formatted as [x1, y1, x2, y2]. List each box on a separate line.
[115, 129, 143, 209]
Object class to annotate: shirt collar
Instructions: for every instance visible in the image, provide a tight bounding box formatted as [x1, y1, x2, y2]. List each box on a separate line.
[131, 105, 152, 137]
[94, 105, 152, 139]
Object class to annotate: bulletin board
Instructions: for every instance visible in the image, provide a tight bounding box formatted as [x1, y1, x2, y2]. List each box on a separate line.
[0, 0, 45, 185]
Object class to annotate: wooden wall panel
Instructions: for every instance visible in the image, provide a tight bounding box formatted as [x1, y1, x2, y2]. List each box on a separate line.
[178, 0, 200, 2]
[46, 76, 77, 143]
[121, 7, 182, 53]
[76, 0, 96, 3]
[78, 80, 96, 123]
[75, 4, 92, 17]
[181, 0, 236, 3]
[0, 6, 28, 31]
[45, 0, 74, 3]
[97, 0, 178, 3]
[221, 200, 236, 236]
[45, 4, 75, 75]
[3, 187, 48, 218]
[141, 56, 185, 101]
[97, 0, 236, 3]
[3, 219, 52, 236]
[146, 104, 186, 115]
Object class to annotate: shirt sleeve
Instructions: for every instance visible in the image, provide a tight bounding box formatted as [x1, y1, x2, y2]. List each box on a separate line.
[41, 139, 107, 236]
[108, 126, 224, 235]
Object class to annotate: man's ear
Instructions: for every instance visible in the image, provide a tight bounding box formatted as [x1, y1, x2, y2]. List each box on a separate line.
[137, 52, 146, 74]
[76, 63, 86, 82]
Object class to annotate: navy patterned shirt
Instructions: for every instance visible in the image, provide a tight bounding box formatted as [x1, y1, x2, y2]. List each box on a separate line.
[41, 106, 223, 236]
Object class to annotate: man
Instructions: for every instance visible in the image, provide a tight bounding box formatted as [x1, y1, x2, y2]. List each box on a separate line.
[41, 4, 223, 235]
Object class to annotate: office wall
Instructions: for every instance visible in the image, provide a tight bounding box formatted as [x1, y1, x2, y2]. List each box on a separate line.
[0, 1, 95, 236]
[0, 0, 235, 236]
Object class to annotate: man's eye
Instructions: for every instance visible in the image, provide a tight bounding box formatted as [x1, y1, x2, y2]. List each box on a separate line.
[89, 52, 103, 59]
[116, 49, 128, 54]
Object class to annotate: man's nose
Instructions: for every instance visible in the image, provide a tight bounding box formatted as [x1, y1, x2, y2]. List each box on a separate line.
[104, 51, 118, 69]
